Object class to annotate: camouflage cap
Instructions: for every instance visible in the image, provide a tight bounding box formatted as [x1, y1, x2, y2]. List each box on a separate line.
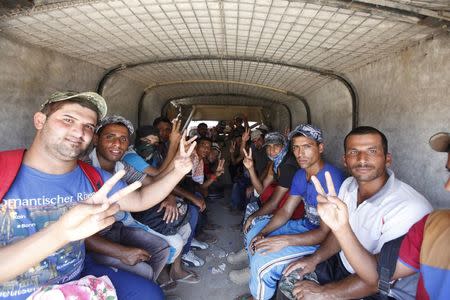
[96, 115, 134, 135]
[41, 91, 107, 119]
[263, 132, 286, 147]
[251, 129, 263, 141]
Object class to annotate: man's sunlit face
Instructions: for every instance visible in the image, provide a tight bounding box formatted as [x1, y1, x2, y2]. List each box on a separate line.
[96, 124, 130, 163]
[39, 103, 97, 161]
[292, 135, 322, 170]
[344, 133, 390, 182]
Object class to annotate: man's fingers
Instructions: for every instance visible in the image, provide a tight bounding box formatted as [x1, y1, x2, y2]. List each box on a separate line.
[186, 134, 197, 145]
[316, 194, 329, 204]
[173, 119, 181, 131]
[179, 131, 187, 153]
[324, 171, 337, 197]
[173, 210, 179, 222]
[185, 141, 197, 157]
[242, 148, 248, 157]
[92, 203, 120, 219]
[248, 147, 252, 158]
[311, 175, 326, 196]
[327, 196, 345, 210]
[108, 181, 142, 204]
[283, 262, 299, 276]
[93, 170, 127, 200]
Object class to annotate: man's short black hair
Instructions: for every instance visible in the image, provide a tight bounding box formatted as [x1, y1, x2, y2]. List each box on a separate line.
[197, 122, 207, 128]
[344, 126, 388, 155]
[153, 116, 171, 127]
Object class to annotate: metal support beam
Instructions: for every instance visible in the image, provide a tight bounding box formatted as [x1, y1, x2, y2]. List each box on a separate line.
[97, 55, 358, 128]
[138, 92, 296, 130]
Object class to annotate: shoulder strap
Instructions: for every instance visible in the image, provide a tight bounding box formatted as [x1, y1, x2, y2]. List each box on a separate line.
[0, 149, 26, 202]
[377, 234, 406, 299]
[78, 160, 104, 192]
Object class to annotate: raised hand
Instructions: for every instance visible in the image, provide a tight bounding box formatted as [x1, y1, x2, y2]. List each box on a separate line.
[169, 118, 182, 144]
[215, 158, 225, 177]
[84, 170, 142, 205]
[174, 131, 196, 175]
[311, 171, 349, 232]
[60, 170, 142, 242]
[242, 127, 250, 143]
[230, 140, 236, 153]
[59, 202, 120, 243]
[242, 147, 254, 170]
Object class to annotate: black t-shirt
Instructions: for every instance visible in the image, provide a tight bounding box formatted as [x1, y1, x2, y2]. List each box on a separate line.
[274, 153, 299, 188]
[252, 145, 269, 177]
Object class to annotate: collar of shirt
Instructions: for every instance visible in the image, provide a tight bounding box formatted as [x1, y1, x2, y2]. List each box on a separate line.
[89, 148, 125, 173]
[345, 169, 397, 207]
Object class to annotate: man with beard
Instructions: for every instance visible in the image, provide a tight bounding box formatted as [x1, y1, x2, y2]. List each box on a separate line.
[279, 126, 432, 300]
[290, 131, 450, 300]
[0, 91, 196, 300]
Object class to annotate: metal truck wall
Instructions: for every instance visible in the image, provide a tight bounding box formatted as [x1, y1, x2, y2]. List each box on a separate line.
[0, 36, 144, 149]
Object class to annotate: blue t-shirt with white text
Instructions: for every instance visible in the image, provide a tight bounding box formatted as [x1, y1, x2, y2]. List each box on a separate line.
[0, 164, 125, 299]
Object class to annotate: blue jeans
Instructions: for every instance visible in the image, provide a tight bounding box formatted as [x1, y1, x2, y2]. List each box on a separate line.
[183, 203, 199, 254]
[82, 254, 164, 300]
[245, 218, 318, 300]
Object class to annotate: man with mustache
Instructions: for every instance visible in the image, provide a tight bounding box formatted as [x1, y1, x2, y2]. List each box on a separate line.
[279, 126, 433, 300]
[0, 91, 196, 300]
[297, 131, 449, 300]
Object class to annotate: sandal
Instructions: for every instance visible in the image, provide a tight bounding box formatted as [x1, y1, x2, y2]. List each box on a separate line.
[175, 270, 200, 284]
[159, 278, 177, 290]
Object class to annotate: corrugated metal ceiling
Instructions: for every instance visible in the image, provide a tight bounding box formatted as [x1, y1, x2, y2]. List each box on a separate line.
[0, 0, 448, 108]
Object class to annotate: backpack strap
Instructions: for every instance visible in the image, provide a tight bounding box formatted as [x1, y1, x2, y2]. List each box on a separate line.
[0, 149, 26, 202]
[377, 235, 406, 299]
[78, 160, 104, 192]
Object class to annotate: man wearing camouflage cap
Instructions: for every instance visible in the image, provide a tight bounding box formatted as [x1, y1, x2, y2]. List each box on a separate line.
[84, 115, 171, 284]
[0, 91, 196, 299]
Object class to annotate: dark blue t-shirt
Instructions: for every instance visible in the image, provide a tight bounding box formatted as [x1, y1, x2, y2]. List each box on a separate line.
[290, 162, 346, 230]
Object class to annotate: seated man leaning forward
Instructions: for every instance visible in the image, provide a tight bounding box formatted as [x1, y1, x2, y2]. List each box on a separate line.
[278, 126, 433, 300]
[83, 115, 170, 282]
[243, 124, 346, 300]
[0, 91, 196, 300]
[309, 131, 450, 300]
